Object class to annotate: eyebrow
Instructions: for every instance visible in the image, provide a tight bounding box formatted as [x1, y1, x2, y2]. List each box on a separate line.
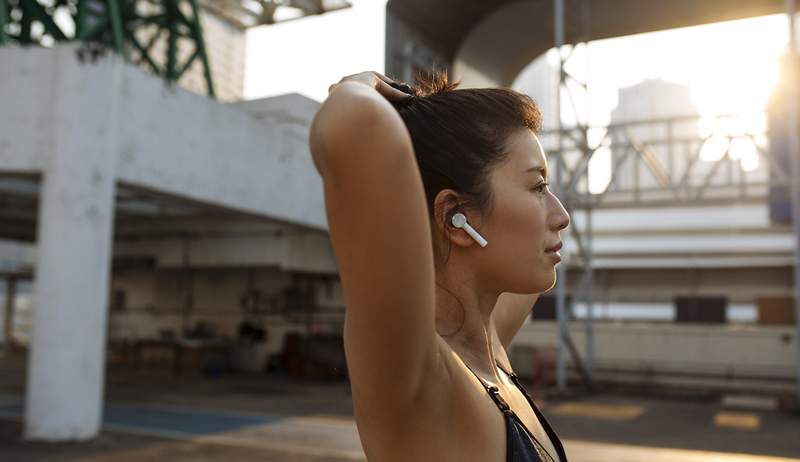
[525, 166, 548, 179]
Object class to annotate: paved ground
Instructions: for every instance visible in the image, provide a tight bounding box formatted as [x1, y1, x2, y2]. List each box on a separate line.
[1, 353, 799, 461]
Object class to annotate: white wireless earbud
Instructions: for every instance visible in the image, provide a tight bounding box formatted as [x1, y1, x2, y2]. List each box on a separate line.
[451, 213, 488, 247]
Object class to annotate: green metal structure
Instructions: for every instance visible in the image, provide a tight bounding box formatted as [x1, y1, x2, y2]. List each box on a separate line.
[0, 0, 215, 97]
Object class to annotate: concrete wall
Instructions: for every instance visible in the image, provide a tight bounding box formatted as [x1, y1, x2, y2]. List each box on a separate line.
[108, 267, 344, 339]
[114, 229, 337, 273]
[0, 43, 327, 232]
[511, 321, 798, 392]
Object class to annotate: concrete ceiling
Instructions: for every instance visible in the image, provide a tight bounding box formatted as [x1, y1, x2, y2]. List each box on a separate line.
[387, 0, 785, 86]
[0, 175, 278, 243]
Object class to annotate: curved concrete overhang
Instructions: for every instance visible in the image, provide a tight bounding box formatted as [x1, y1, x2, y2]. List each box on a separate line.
[387, 0, 784, 87]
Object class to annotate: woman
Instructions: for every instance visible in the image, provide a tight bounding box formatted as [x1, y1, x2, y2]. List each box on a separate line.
[309, 69, 571, 462]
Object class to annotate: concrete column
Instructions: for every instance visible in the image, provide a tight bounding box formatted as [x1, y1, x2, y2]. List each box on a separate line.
[24, 45, 122, 441]
[3, 277, 16, 346]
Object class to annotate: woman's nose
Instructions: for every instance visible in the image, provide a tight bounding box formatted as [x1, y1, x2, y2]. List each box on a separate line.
[549, 196, 570, 231]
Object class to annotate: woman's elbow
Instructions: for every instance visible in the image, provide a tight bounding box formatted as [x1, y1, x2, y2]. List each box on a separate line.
[309, 93, 394, 179]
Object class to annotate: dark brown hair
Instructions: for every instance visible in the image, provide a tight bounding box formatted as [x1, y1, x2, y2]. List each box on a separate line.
[390, 69, 542, 264]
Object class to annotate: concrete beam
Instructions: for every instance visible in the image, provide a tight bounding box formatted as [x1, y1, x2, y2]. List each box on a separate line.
[0, 44, 327, 232]
[387, 0, 784, 87]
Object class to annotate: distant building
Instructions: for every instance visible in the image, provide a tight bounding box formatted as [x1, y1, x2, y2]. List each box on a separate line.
[609, 79, 699, 191]
[512, 53, 559, 130]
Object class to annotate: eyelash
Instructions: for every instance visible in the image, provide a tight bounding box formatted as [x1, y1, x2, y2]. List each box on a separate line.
[531, 182, 549, 194]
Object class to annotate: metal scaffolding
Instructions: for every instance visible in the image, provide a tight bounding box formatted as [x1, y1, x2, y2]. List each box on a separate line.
[552, 0, 595, 392]
[0, 0, 352, 98]
[550, 0, 800, 403]
[0, 0, 217, 96]
[201, 0, 351, 29]
[785, 0, 800, 404]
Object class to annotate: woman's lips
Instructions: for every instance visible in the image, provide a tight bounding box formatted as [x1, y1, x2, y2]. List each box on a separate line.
[545, 241, 562, 263]
[545, 241, 562, 253]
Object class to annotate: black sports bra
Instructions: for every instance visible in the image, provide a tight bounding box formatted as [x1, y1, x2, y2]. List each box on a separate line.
[455, 355, 568, 462]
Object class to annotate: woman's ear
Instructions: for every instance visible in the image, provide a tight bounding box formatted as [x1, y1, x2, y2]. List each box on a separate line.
[433, 189, 479, 248]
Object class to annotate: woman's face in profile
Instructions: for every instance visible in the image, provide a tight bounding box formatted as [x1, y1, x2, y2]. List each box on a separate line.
[479, 129, 570, 294]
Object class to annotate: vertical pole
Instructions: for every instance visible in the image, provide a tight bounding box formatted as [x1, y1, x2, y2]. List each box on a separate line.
[189, 0, 216, 98]
[166, 0, 178, 83]
[20, 0, 31, 44]
[106, 0, 126, 56]
[785, 0, 800, 404]
[3, 277, 16, 346]
[585, 207, 594, 379]
[554, 0, 568, 392]
[582, 0, 594, 382]
[0, 0, 8, 44]
[182, 236, 192, 335]
[75, 0, 86, 39]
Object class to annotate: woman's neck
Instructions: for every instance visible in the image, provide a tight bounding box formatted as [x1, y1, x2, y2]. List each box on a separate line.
[434, 273, 501, 380]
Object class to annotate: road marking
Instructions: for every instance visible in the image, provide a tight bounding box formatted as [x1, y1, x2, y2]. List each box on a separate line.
[721, 395, 778, 412]
[548, 402, 645, 421]
[565, 439, 799, 462]
[714, 412, 761, 431]
[195, 433, 366, 460]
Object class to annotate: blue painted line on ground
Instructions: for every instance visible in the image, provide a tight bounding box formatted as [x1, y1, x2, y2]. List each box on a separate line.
[0, 401, 285, 436]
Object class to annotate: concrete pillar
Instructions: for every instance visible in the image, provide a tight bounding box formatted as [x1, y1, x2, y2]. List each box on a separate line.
[24, 46, 122, 441]
[3, 277, 16, 346]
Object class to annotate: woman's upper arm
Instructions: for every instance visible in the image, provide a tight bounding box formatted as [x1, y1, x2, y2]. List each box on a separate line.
[493, 293, 540, 350]
[310, 83, 441, 410]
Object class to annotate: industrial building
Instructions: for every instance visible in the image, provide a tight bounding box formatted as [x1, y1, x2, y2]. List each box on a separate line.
[0, 0, 798, 446]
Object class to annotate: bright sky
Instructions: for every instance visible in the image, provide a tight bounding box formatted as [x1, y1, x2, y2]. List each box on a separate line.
[246, 5, 789, 124]
[542, 14, 790, 188]
[246, 6, 790, 192]
[245, 0, 387, 102]
[555, 13, 789, 127]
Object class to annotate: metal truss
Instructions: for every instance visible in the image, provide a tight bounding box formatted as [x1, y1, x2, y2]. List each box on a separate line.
[551, 0, 594, 393]
[546, 105, 774, 391]
[201, 0, 351, 29]
[0, 0, 216, 96]
[544, 115, 776, 211]
[549, 0, 800, 403]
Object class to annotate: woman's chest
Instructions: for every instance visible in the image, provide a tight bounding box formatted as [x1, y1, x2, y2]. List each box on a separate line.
[501, 386, 562, 462]
[419, 369, 561, 462]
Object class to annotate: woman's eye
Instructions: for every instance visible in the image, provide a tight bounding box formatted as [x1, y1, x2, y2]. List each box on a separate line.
[531, 182, 549, 194]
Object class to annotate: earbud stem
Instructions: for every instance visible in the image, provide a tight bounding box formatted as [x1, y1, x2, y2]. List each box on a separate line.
[463, 223, 488, 247]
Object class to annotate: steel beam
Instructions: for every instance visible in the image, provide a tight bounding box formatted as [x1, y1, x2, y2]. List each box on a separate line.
[785, 0, 800, 404]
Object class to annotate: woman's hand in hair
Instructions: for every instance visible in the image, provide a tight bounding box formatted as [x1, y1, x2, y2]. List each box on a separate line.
[327, 71, 413, 103]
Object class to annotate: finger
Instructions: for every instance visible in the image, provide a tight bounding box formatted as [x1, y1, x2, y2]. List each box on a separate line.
[375, 78, 413, 102]
[328, 77, 345, 94]
[372, 71, 395, 84]
[373, 72, 414, 93]
[373, 72, 415, 98]
[329, 72, 373, 94]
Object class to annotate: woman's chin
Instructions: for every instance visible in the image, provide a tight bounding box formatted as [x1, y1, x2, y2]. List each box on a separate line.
[513, 271, 556, 294]
[538, 270, 558, 292]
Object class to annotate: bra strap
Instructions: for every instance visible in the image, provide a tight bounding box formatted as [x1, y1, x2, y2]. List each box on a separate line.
[486, 385, 513, 415]
[496, 360, 533, 401]
[495, 360, 518, 382]
[458, 356, 514, 415]
[496, 359, 568, 462]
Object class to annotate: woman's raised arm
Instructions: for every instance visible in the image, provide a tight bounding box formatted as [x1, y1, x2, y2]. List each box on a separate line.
[309, 72, 441, 416]
[492, 293, 540, 350]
